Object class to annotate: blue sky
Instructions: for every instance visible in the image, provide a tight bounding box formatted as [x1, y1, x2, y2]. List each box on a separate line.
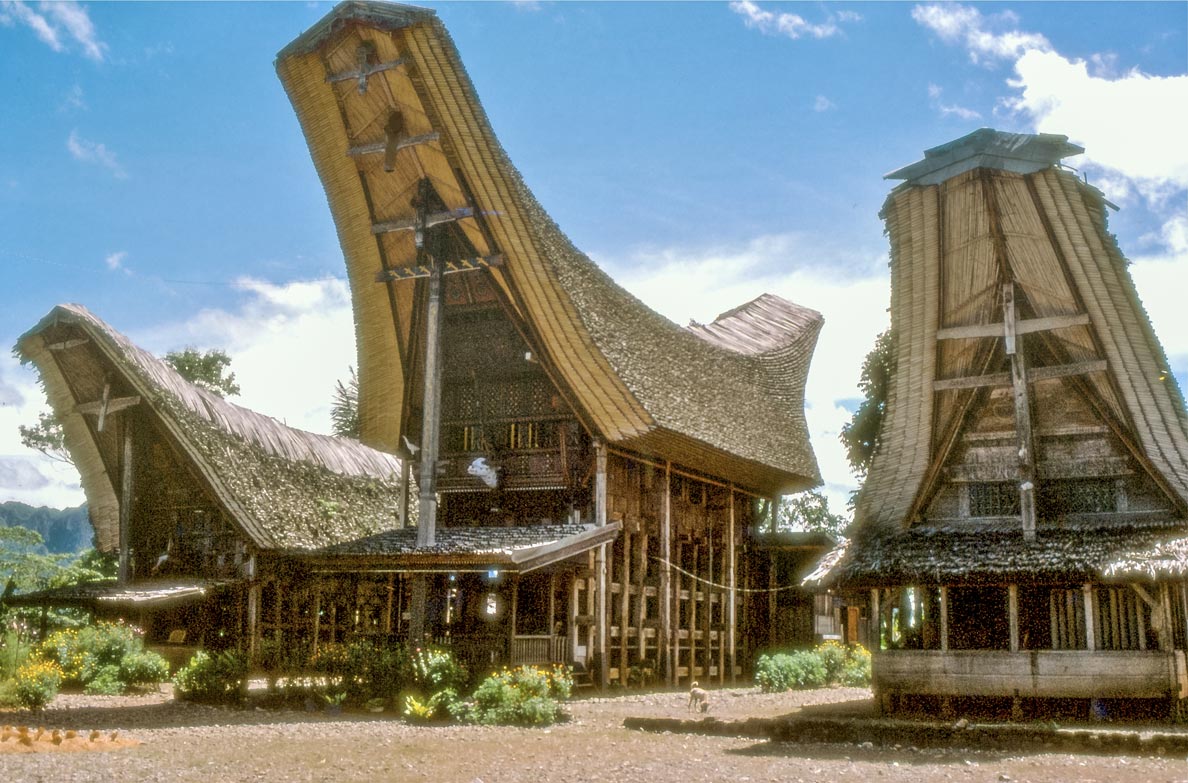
[1, 1, 1185, 514]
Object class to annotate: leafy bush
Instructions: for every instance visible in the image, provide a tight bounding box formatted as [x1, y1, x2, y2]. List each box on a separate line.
[37, 621, 168, 694]
[456, 664, 573, 726]
[1, 620, 32, 680]
[173, 649, 249, 704]
[754, 642, 872, 692]
[398, 647, 468, 722]
[840, 644, 872, 686]
[14, 659, 63, 709]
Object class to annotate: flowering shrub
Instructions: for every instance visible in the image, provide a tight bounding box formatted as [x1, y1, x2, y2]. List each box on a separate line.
[754, 642, 872, 692]
[14, 659, 64, 709]
[399, 647, 467, 722]
[455, 664, 573, 726]
[36, 621, 168, 694]
[173, 649, 249, 704]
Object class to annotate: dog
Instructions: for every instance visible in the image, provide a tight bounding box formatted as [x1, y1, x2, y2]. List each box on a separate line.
[688, 681, 710, 714]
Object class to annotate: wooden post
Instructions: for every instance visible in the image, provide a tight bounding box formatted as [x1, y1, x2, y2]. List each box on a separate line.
[384, 574, 395, 635]
[510, 576, 519, 662]
[619, 529, 631, 685]
[1003, 283, 1038, 541]
[247, 583, 260, 660]
[1009, 584, 1020, 652]
[399, 459, 411, 528]
[938, 587, 948, 652]
[569, 574, 580, 663]
[594, 440, 608, 689]
[1083, 583, 1096, 652]
[312, 577, 322, 654]
[727, 486, 737, 684]
[871, 588, 881, 650]
[118, 424, 134, 584]
[636, 534, 648, 667]
[661, 461, 673, 685]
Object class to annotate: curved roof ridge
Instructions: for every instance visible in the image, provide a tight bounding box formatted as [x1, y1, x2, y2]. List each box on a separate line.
[23, 304, 400, 481]
[688, 293, 823, 356]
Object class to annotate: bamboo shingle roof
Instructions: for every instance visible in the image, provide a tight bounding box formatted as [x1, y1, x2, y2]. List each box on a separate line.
[831, 128, 1188, 585]
[275, 1, 821, 495]
[854, 129, 1188, 534]
[16, 304, 405, 552]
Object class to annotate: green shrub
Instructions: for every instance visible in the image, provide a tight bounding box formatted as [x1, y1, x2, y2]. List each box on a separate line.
[840, 644, 872, 686]
[755, 642, 872, 692]
[14, 659, 63, 709]
[37, 621, 168, 694]
[1, 621, 32, 681]
[410, 646, 468, 693]
[457, 664, 573, 726]
[173, 649, 249, 704]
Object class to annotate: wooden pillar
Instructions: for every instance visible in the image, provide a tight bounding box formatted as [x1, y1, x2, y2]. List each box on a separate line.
[548, 572, 557, 638]
[704, 535, 714, 682]
[569, 574, 580, 663]
[247, 583, 261, 659]
[619, 529, 631, 685]
[312, 577, 322, 654]
[1160, 583, 1174, 652]
[727, 487, 737, 684]
[1002, 282, 1037, 541]
[1008, 584, 1020, 652]
[399, 459, 411, 528]
[118, 424, 134, 584]
[594, 440, 608, 689]
[661, 461, 673, 686]
[510, 576, 519, 661]
[1083, 583, 1096, 652]
[870, 588, 881, 650]
[938, 587, 949, 652]
[636, 534, 648, 667]
[384, 574, 395, 635]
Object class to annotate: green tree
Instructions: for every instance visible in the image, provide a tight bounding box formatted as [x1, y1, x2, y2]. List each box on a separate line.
[18, 412, 71, 466]
[331, 367, 360, 439]
[839, 328, 895, 480]
[776, 490, 848, 538]
[163, 348, 241, 398]
[0, 526, 110, 630]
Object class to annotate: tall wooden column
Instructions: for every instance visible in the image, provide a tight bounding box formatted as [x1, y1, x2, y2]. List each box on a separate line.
[118, 423, 134, 584]
[409, 181, 446, 643]
[1003, 283, 1038, 541]
[661, 461, 673, 685]
[594, 441, 608, 689]
[727, 486, 737, 684]
[1008, 585, 1019, 652]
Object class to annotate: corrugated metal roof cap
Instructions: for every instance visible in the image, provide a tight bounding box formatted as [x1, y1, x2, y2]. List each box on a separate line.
[885, 128, 1084, 186]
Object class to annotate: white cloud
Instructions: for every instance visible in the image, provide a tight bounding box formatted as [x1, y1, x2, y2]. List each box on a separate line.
[730, 0, 859, 41]
[104, 250, 129, 274]
[926, 82, 982, 121]
[67, 130, 127, 179]
[601, 234, 891, 517]
[0, 0, 105, 61]
[1007, 50, 1188, 201]
[912, 3, 1051, 65]
[813, 95, 835, 112]
[139, 277, 357, 437]
[59, 83, 86, 112]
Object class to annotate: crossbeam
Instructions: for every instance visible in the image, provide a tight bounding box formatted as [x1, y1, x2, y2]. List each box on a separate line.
[932, 359, 1108, 392]
[46, 337, 89, 351]
[936, 312, 1090, 341]
[375, 255, 503, 282]
[326, 57, 404, 93]
[76, 395, 141, 417]
[372, 207, 474, 235]
[347, 132, 440, 159]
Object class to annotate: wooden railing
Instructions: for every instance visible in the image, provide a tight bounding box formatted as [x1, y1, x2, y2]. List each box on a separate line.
[511, 635, 567, 666]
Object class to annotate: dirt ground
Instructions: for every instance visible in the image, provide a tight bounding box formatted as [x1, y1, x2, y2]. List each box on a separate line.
[4, 685, 1188, 783]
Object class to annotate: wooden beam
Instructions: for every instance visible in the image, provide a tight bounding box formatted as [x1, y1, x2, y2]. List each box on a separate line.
[594, 440, 608, 690]
[46, 337, 88, 351]
[1082, 583, 1096, 652]
[728, 486, 737, 684]
[375, 255, 503, 282]
[75, 395, 140, 417]
[932, 359, 1109, 391]
[325, 55, 404, 92]
[96, 380, 111, 433]
[936, 312, 1090, 341]
[371, 207, 474, 235]
[347, 131, 440, 159]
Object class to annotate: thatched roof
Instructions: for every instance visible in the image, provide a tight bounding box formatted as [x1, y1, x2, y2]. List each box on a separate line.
[275, 1, 821, 495]
[853, 128, 1188, 533]
[824, 518, 1188, 587]
[15, 304, 405, 552]
[308, 520, 620, 573]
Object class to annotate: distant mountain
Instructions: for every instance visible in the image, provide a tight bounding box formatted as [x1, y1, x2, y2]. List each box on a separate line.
[0, 502, 93, 553]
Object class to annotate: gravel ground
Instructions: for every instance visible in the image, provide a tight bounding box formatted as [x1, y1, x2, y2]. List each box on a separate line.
[4, 685, 1188, 783]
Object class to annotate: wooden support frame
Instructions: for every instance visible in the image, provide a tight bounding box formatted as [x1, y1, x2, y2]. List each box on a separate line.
[871, 588, 881, 650]
[594, 440, 608, 689]
[1003, 283, 1038, 540]
[375, 254, 503, 282]
[661, 461, 674, 685]
[372, 207, 474, 235]
[1083, 583, 1096, 652]
[939, 586, 949, 652]
[728, 486, 737, 683]
[118, 422, 133, 584]
[348, 130, 440, 159]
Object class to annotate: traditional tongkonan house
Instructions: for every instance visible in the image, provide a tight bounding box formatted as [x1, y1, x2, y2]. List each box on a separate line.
[274, 0, 822, 686]
[10, 1, 824, 688]
[821, 128, 1188, 717]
